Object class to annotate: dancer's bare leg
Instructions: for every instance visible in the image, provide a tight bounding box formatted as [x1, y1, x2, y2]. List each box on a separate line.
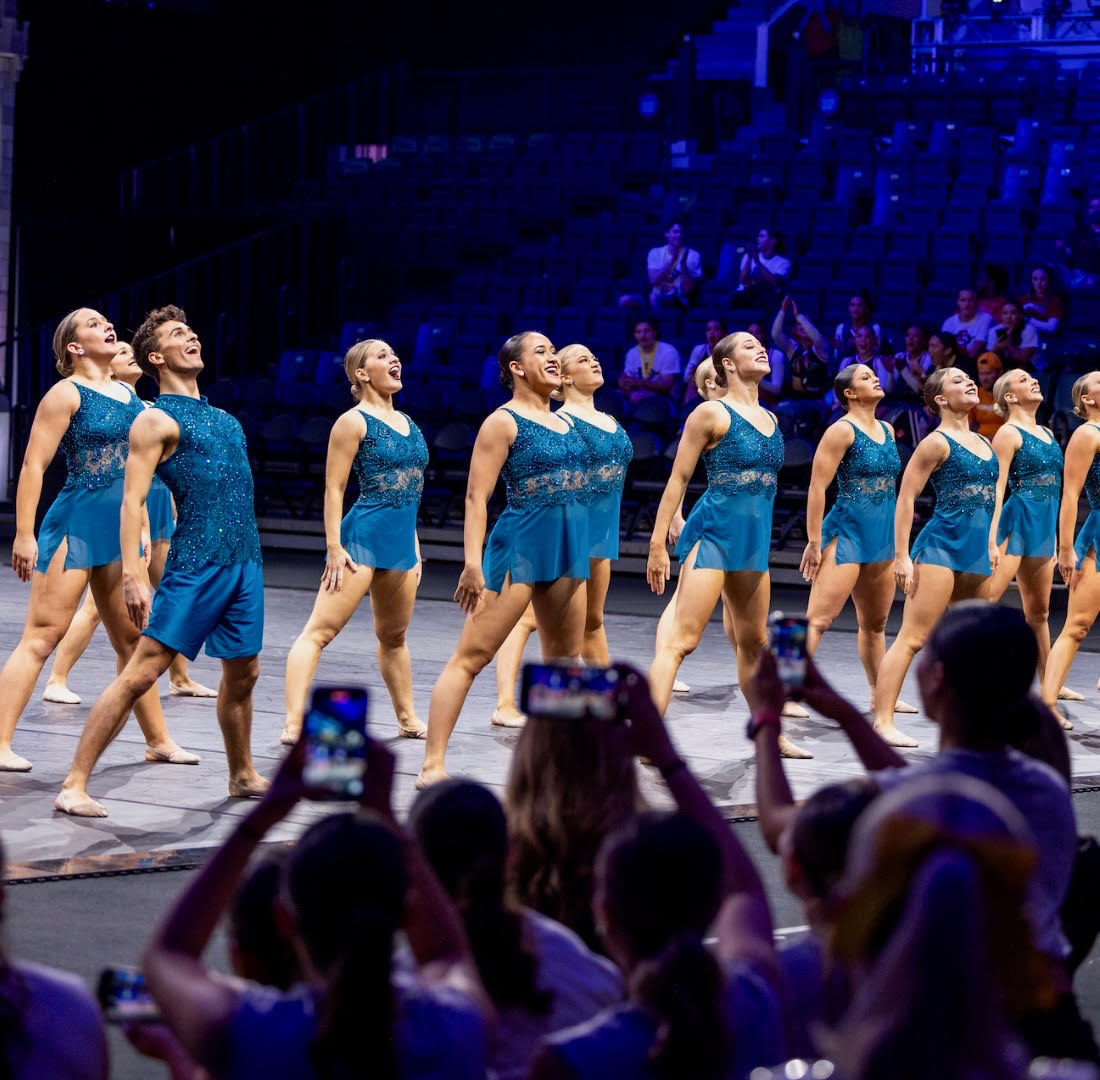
[1015, 555, 1057, 688]
[493, 603, 536, 727]
[0, 543, 87, 770]
[368, 567, 425, 737]
[43, 586, 101, 704]
[146, 541, 215, 697]
[655, 571, 692, 693]
[219, 655, 267, 799]
[282, 563, 376, 743]
[850, 558, 905, 710]
[581, 557, 612, 665]
[1043, 555, 1100, 726]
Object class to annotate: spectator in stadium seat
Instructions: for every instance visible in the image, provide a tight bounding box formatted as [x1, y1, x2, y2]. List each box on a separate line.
[1056, 196, 1100, 290]
[682, 316, 727, 403]
[839, 327, 906, 399]
[941, 288, 994, 362]
[1020, 264, 1065, 339]
[976, 262, 1010, 326]
[832, 291, 882, 357]
[731, 227, 791, 311]
[747, 318, 788, 407]
[972, 353, 1006, 440]
[646, 221, 702, 311]
[927, 330, 960, 373]
[772, 297, 831, 399]
[618, 318, 682, 406]
[986, 300, 1038, 371]
[894, 324, 933, 398]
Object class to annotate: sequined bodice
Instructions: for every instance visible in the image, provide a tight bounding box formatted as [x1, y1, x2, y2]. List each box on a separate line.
[154, 395, 262, 570]
[704, 402, 785, 498]
[1007, 425, 1063, 502]
[353, 411, 428, 508]
[59, 384, 143, 492]
[1085, 432, 1100, 510]
[500, 408, 589, 510]
[835, 420, 900, 505]
[568, 414, 633, 498]
[932, 434, 998, 514]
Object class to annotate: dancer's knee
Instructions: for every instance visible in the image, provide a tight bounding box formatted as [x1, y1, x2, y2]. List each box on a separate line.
[22, 627, 65, 665]
[1062, 617, 1093, 645]
[808, 613, 834, 640]
[223, 657, 260, 697]
[858, 612, 889, 636]
[300, 623, 338, 651]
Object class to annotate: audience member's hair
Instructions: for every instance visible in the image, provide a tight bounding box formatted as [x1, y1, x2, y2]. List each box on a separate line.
[410, 780, 552, 1014]
[342, 339, 381, 402]
[51, 309, 84, 378]
[1072, 371, 1100, 418]
[229, 854, 300, 991]
[599, 813, 730, 1080]
[633, 316, 658, 336]
[132, 304, 189, 381]
[506, 715, 639, 952]
[498, 331, 534, 390]
[286, 813, 407, 1080]
[787, 779, 878, 901]
[992, 369, 1028, 419]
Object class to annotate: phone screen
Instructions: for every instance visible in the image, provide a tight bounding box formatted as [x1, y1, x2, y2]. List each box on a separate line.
[97, 967, 161, 1024]
[519, 663, 624, 723]
[303, 686, 368, 798]
[768, 613, 809, 690]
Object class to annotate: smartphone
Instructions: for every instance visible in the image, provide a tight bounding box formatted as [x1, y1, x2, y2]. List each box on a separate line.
[302, 686, 369, 798]
[768, 612, 810, 691]
[520, 662, 626, 723]
[97, 966, 160, 1024]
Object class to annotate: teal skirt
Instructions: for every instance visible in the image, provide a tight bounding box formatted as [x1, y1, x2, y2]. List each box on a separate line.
[483, 501, 590, 592]
[588, 490, 622, 561]
[1074, 509, 1100, 571]
[340, 500, 419, 572]
[911, 507, 993, 576]
[36, 477, 131, 572]
[997, 494, 1057, 559]
[148, 478, 176, 543]
[676, 489, 773, 573]
[821, 497, 895, 565]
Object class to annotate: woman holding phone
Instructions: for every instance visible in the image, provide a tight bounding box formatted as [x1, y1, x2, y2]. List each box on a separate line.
[873, 368, 999, 747]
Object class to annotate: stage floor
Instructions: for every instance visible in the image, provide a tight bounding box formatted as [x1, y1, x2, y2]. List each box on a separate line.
[4, 555, 1100, 877]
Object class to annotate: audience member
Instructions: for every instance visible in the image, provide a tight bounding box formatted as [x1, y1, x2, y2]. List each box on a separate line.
[927, 329, 960, 373]
[894, 324, 932, 398]
[1021, 264, 1065, 339]
[618, 318, 682, 406]
[141, 738, 493, 1079]
[833, 291, 881, 356]
[747, 318, 787, 407]
[0, 835, 108, 1079]
[731, 227, 791, 311]
[1057, 197, 1100, 290]
[772, 296, 830, 399]
[973, 353, 1007, 439]
[682, 316, 727, 403]
[840, 327, 908, 399]
[530, 665, 785, 1079]
[646, 221, 702, 311]
[410, 779, 623, 1080]
[977, 262, 1011, 325]
[987, 300, 1039, 370]
[941, 287, 995, 361]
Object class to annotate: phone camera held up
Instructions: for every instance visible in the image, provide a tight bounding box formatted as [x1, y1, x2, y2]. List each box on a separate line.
[519, 662, 627, 724]
[303, 686, 369, 799]
[97, 966, 160, 1025]
[768, 612, 810, 691]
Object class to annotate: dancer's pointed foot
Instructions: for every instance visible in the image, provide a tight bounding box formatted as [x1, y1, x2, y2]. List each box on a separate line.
[1054, 707, 1074, 731]
[873, 721, 919, 748]
[169, 680, 218, 698]
[778, 734, 813, 759]
[490, 706, 527, 728]
[42, 682, 82, 705]
[228, 772, 270, 799]
[894, 699, 919, 714]
[672, 679, 691, 694]
[398, 716, 427, 739]
[145, 743, 201, 765]
[54, 787, 107, 817]
[781, 701, 809, 719]
[415, 765, 450, 790]
[279, 723, 300, 747]
[0, 749, 32, 772]
[1059, 686, 1085, 701]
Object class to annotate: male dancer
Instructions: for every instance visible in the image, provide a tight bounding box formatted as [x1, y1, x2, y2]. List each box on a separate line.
[55, 306, 269, 816]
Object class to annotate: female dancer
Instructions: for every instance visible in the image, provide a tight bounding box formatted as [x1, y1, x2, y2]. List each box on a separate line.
[988, 369, 1072, 704]
[0, 309, 193, 771]
[42, 342, 216, 703]
[800, 364, 914, 714]
[417, 332, 590, 787]
[281, 339, 428, 743]
[873, 368, 999, 747]
[1042, 372, 1100, 718]
[491, 343, 632, 727]
[646, 332, 808, 754]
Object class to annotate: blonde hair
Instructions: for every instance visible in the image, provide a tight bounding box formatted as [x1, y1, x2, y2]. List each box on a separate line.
[52, 309, 86, 377]
[694, 357, 716, 393]
[1072, 372, 1100, 419]
[343, 338, 381, 401]
[552, 343, 588, 401]
[992, 369, 1028, 418]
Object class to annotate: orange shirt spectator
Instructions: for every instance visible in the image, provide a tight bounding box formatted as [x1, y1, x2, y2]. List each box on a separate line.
[972, 353, 1005, 440]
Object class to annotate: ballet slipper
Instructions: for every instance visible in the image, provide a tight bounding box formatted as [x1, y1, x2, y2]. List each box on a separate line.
[169, 680, 218, 698]
[398, 717, 428, 739]
[672, 679, 691, 694]
[781, 701, 810, 719]
[145, 744, 201, 765]
[279, 724, 300, 747]
[42, 684, 82, 705]
[1053, 707, 1074, 731]
[490, 707, 527, 729]
[0, 749, 33, 772]
[228, 774, 270, 799]
[1060, 686, 1086, 701]
[894, 700, 919, 714]
[415, 766, 450, 790]
[54, 788, 107, 817]
[778, 734, 813, 759]
[873, 721, 919, 748]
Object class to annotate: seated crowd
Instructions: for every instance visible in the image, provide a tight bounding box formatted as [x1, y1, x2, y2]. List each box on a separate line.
[1, 604, 1098, 1078]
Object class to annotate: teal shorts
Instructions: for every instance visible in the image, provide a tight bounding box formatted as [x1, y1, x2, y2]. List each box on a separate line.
[145, 560, 264, 661]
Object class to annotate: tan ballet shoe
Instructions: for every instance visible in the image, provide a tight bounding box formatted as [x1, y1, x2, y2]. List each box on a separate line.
[1053, 707, 1074, 731]
[778, 734, 813, 759]
[398, 717, 428, 739]
[415, 766, 451, 790]
[781, 701, 810, 719]
[54, 788, 107, 817]
[145, 745, 201, 765]
[873, 721, 919, 748]
[228, 774, 270, 799]
[894, 699, 919, 714]
[42, 684, 82, 705]
[672, 679, 691, 693]
[1059, 686, 1086, 702]
[169, 681, 218, 698]
[0, 749, 32, 772]
[490, 707, 527, 728]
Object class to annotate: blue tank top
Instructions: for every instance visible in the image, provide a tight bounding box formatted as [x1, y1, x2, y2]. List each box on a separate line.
[704, 402, 784, 497]
[60, 383, 144, 492]
[1006, 424, 1063, 501]
[153, 395, 262, 570]
[567, 414, 633, 497]
[500, 408, 589, 510]
[352, 411, 429, 508]
[834, 419, 900, 505]
[932, 433, 998, 514]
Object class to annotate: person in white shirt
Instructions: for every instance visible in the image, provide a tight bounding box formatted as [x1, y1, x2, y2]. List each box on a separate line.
[942, 288, 995, 361]
[986, 299, 1039, 370]
[733, 227, 791, 310]
[618, 318, 682, 405]
[647, 221, 702, 310]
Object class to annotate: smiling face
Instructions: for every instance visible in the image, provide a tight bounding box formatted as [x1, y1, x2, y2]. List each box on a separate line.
[905, 325, 927, 354]
[558, 344, 604, 394]
[848, 294, 869, 323]
[664, 223, 683, 249]
[957, 289, 978, 320]
[355, 340, 403, 395]
[109, 342, 142, 385]
[854, 326, 877, 357]
[934, 368, 978, 415]
[717, 331, 770, 385]
[634, 321, 657, 350]
[69, 309, 118, 365]
[512, 332, 560, 395]
[152, 319, 203, 376]
[1005, 369, 1040, 408]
